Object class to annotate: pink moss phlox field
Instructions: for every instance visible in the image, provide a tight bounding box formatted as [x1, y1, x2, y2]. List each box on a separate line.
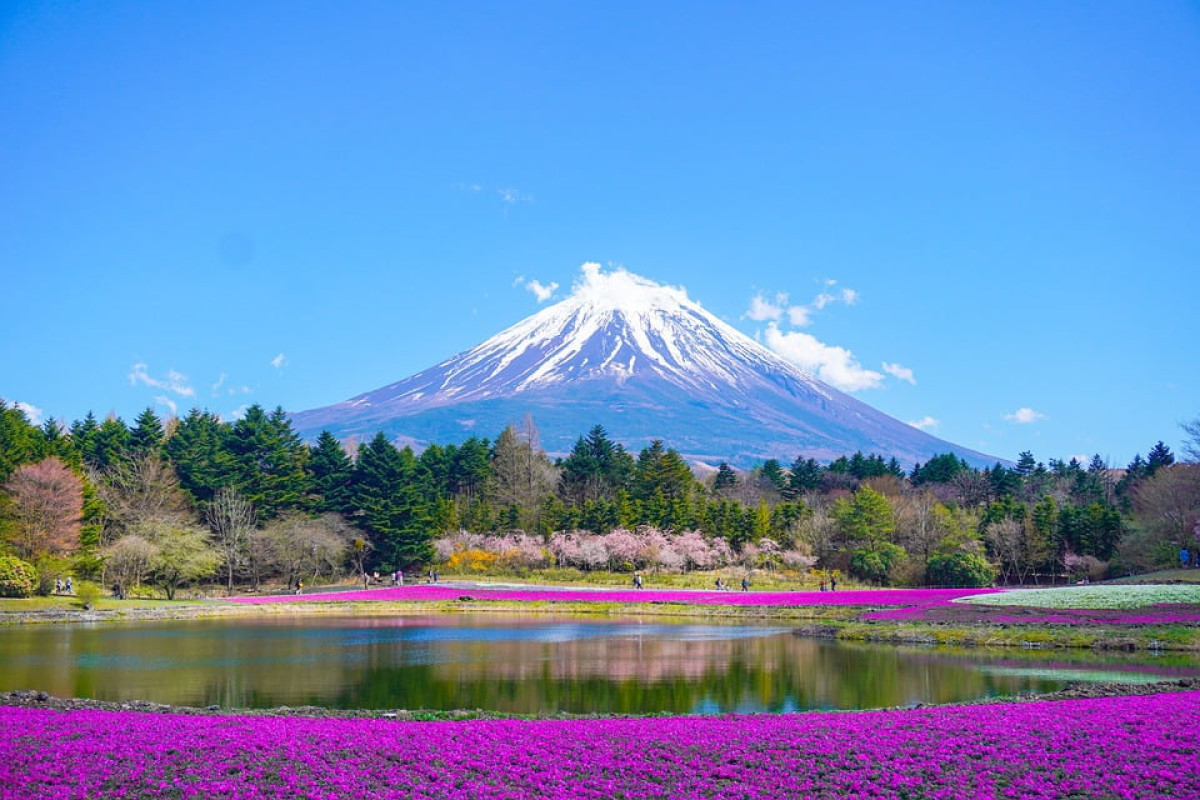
[230, 585, 993, 609]
[4, 692, 1198, 799]
[862, 599, 1200, 625]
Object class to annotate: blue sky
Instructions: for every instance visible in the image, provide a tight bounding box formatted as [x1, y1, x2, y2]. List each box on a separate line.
[2, 1, 1197, 467]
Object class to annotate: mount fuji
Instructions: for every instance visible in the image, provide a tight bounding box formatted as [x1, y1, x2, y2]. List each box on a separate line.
[290, 265, 996, 468]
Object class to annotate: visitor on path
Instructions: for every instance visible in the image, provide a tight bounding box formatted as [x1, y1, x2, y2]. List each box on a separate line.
[633, 573, 644, 589]
[363, 572, 370, 590]
[397, 570, 404, 585]
[741, 576, 749, 592]
[433, 569, 439, 583]
[1182, 548, 1191, 570]
[830, 576, 837, 591]
[715, 578, 724, 591]
[296, 580, 303, 595]
[819, 579, 826, 592]
[65, 577, 73, 594]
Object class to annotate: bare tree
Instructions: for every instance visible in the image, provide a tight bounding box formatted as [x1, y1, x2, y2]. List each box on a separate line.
[259, 513, 352, 589]
[984, 519, 1027, 585]
[92, 454, 189, 542]
[102, 535, 158, 598]
[1182, 415, 1200, 463]
[205, 487, 257, 593]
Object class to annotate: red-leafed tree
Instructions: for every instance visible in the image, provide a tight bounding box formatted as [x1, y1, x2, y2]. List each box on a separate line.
[3, 457, 83, 560]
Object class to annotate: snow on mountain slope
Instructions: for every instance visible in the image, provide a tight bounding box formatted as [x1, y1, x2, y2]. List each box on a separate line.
[290, 265, 997, 468]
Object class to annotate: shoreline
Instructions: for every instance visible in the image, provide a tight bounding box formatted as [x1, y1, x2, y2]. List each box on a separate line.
[5, 678, 1197, 721]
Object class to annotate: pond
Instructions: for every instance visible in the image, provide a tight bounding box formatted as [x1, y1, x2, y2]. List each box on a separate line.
[1, 614, 1196, 714]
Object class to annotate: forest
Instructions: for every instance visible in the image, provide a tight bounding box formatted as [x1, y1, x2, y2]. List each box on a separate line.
[1, 399, 1198, 597]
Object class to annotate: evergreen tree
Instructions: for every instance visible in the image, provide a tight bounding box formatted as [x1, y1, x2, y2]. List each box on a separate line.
[785, 457, 822, 498]
[911, 453, 968, 486]
[129, 408, 165, 456]
[1146, 441, 1175, 476]
[69, 413, 100, 469]
[164, 409, 235, 504]
[713, 462, 738, 493]
[308, 431, 355, 514]
[228, 405, 310, 517]
[633, 440, 695, 503]
[558, 425, 633, 505]
[90, 416, 132, 472]
[0, 402, 44, 481]
[353, 433, 431, 569]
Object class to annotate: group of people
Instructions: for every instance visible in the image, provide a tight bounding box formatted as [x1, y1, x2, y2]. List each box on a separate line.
[52, 577, 74, 594]
[819, 577, 838, 591]
[712, 577, 751, 591]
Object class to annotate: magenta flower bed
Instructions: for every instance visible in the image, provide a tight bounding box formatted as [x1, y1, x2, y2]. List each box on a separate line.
[231, 584, 993, 609]
[3, 692, 1197, 798]
[863, 599, 1200, 625]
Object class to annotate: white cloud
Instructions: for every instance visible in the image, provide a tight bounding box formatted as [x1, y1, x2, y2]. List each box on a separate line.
[527, 280, 558, 303]
[763, 323, 884, 391]
[907, 416, 940, 431]
[271, 353, 287, 370]
[12, 401, 44, 425]
[154, 396, 178, 416]
[749, 282, 858, 328]
[515, 275, 559, 303]
[745, 292, 785, 322]
[223, 404, 251, 422]
[211, 373, 227, 395]
[1004, 407, 1046, 424]
[129, 363, 195, 397]
[882, 362, 916, 384]
[786, 305, 812, 326]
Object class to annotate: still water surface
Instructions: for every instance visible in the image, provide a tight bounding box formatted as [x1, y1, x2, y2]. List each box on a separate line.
[2, 614, 1196, 714]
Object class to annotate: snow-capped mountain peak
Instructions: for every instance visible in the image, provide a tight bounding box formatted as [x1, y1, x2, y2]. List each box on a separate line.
[368, 264, 828, 405]
[291, 264, 996, 468]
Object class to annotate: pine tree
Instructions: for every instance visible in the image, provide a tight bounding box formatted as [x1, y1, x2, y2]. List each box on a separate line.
[0, 401, 44, 482]
[228, 405, 310, 517]
[164, 409, 235, 504]
[713, 462, 738, 493]
[308, 431, 355, 514]
[353, 433, 431, 569]
[129, 408, 165, 455]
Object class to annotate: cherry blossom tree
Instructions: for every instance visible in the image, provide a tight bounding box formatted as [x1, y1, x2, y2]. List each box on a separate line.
[3, 457, 82, 560]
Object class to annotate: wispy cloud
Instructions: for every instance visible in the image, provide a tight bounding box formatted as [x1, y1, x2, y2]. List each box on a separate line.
[271, 353, 287, 370]
[748, 281, 859, 329]
[497, 187, 532, 206]
[764, 323, 884, 392]
[514, 275, 559, 303]
[129, 363, 195, 397]
[1005, 407, 1046, 424]
[882, 362, 916, 384]
[907, 416, 940, 431]
[154, 396, 178, 417]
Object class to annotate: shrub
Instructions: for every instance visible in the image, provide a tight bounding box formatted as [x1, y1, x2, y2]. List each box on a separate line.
[850, 543, 906, 586]
[75, 581, 101, 610]
[0, 554, 38, 597]
[927, 552, 996, 588]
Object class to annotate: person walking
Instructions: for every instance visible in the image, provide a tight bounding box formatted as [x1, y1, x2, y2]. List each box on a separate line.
[741, 576, 750, 592]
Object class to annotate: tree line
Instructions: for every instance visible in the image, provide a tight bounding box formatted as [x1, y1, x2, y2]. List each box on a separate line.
[1, 399, 1198, 596]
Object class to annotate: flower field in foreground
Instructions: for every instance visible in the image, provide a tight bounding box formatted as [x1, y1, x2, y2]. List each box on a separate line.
[3, 692, 1198, 799]
[231, 584, 993, 609]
